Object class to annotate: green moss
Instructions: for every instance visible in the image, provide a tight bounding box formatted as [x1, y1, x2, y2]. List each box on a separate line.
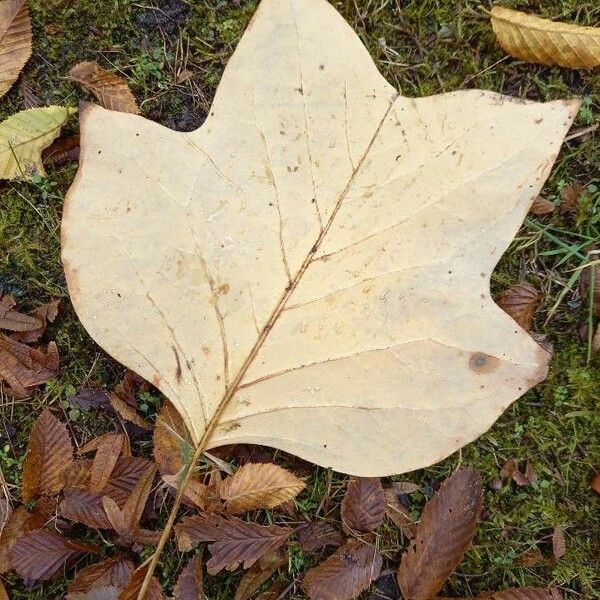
[1, 0, 599, 597]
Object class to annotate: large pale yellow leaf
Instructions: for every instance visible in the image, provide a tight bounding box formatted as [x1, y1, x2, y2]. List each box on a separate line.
[0, 0, 32, 99]
[62, 0, 578, 477]
[490, 6, 600, 69]
[0, 106, 75, 179]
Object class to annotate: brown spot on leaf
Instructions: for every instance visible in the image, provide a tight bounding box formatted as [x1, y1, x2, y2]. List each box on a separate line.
[468, 352, 499, 374]
[172, 346, 182, 382]
[216, 283, 230, 296]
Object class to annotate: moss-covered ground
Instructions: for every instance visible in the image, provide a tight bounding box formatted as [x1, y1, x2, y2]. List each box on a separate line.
[0, 0, 599, 598]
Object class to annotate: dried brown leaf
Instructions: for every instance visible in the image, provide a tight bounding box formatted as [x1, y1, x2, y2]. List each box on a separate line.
[68, 586, 120, 600]
[154, 399, 193, 477]
[303, 539, 382, 600]
[109, 393, 152, 430]
[298, 521, 343, 553]
[173, 555, 206, 600]
[69, 387, 111, 411]
[0, 0, 32, 99]
[69, 62, 139, 114]
[397, 469, 483, 600]
[592, 473, 600, 495]
[10, 529, 96, 581]
[118, 565, 165, 600]
[42, 134, 80, 167]
[341, 477, 385, 533]
[89, 434, 125, 493]
[22, 409, 73, 501]
[529, 196, 555, 216]
[501, 459, 536, 487]
[0, 506, 45, 573]
[496, 283, 540, 332]
[0, 334, 58, 398]
[235, 548, 287, 600]
[175, 512, 291, 574]
[560, 184, 585, 214]
[0, 581, 7, 600]
[384, 487, 416, 539]
[67, 556, 134, 596]
[490, 6, 600, 69]
[0, 293, 42, 331]
[515, 546, 544, 567]
[11, 299, 60, 343]
[480, 588, 562, 600]
[220, 462, 305, 514]
[552, 525, 566, 560]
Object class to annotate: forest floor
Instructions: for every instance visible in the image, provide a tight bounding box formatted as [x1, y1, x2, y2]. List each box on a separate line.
[0, 0, 599, 598]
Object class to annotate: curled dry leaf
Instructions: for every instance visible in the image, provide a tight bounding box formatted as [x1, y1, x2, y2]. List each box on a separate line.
[10, 529, 96, 581]
[22, 409, 73, 502]
[67, 556, 134, 597]
[42, 133, 80, 167]
[173, 555, 206, 600]
[69, 62, 139, 114]
[0, 0, 32, 99]
[0, 106, 75, 179]
[496, 283, 541, 332]
[62, 0, 575, 479]
[560, 184, 584, 214]
[11, 298, 60, 344]
[341, 477, 385, 533]
[0, 334, 59, 398]
[384, 487, 416, 539]
[175, 512, 291, 574]
[298, 521, 344, 553]
[220, 462, 305, 514]
[529, 196, 554, 216]
[234, 548, 286, 600]
[398, 469, 483, 600]
[0, 293, 42, 332]
[303, 539, 382, 600]
[490, 6, 600, 69]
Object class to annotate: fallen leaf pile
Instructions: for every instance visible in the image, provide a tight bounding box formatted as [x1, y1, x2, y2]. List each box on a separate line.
[0, 293, 59, 397]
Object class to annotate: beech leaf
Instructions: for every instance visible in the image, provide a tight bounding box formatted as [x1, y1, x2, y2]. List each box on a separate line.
[298, 521, 344, 553]
[22, 409, 74, 502]
[341, 476, 385, 533]
[220, 462, 305, 514]
[69, 62, 140, 114]
[235, 548, 287, 600]
[0, 0, 32, 99]
[67, 556, 134, 596]
[0, 293, 42, 332]
[62, 0, 576, 477]
[173, 555, 206, 600]
[0, 506, 46, 573]
[0, 106, 75, 179]
[496, 283, 541, 332]
[302, 539, 382, 600]
[397, 468, 483, 600]
[118, 566, 165, 600]
[87, 433, 126, 492]
[490, 6, 600, 69]
[174, 512, 291, 574]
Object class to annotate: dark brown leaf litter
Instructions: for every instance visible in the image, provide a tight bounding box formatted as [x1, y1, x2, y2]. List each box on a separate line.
[496, 283, 541, 331]
[68, 387, 111, 411]
[500, 459, 537, 487]
[559, 183, 585, 214]
[298, 521, 344, 553]
[341, 477, 385, 533]
[529, 195, 555, 215]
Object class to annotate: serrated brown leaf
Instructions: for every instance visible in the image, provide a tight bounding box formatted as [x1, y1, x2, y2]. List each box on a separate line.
[220, 463, 305, 514]
[20, 79, 39, 108]
[256, 583, 286, 600]
[235, 547, 287, 600]
[118, 565, 165, 600]
[175, 512, 291, 574]
[0, 334, 58, 398]
[384, 487, 416, 539]
[69, 62, 139, 114]
[398, 469, 483, 600]
[529, 196, 555, 216]
[560, 184, 584, 214]
[552, 525, 566, 560]
[69, 586, 120, 600]
[88, 434, 126, 493]
[496, 283, 540, 332]
[0, 293, 42, 331]
[298, 521, 343, 553]
[303, 539, 382, 600]
[341, 477, 385, 533]
[67, 556, 134, 596]
[173, 555, 206, 600]
[42, 134, 80, 167]
[22, 409, 74, 502]
[109, 393, 152, 430]
[11, 298, 60, 343]
[10, 529, 96, 581]
[490, 6, 600, 69]
[0, 0, 32, 99]
[480, 588, 562, 600]
[0, 506, 46, 573]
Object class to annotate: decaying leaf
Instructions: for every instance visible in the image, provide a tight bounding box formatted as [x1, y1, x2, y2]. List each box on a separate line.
[560, 184, 584, 214]
[0, 506, 46, 573]
[341, 477, 385, 533]
[398, 469, 483, 600]
[529, 196, 554, 216]
[0, 0, 32, 99]
[490, 6, 600, 69]
[68, 586, 120, 600]
[69, 387, 111, 411]
[109, 392, 152, 431]
[496, 283, 541, 332]
[10, 298, 60, 344]
[85, 433, 126, 493]
[303, 539, 382, 600]
[173, 555, 206, 600]
[67, 556, 134, 597]
[384, 487, 416, 539]
[0, 106, 75, 179]
[480, 589, 562, 600]
[118, 565, 165, 600]
[235, 548, 287, 600]
[22, 409, 73, 502]
[154, 399, 193, 477]
[0, 293, 42, 332]
[175, 512, 291, 574]
[0, 334, 59, 397]
[0, 581, 7, 600]
[10, 529, 96, 581]
[220, 462, 305, 514]
[69, 62, 140, 114]
[592, 473, 600, 495]
[500, 459, 536, 487]
[552, 525, 566, 560]
[298, 521, 344, 553]
[42, 133, 80, 167]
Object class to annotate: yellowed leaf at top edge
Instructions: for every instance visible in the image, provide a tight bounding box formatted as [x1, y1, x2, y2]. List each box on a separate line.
[491, 6, 600, 69]
[62, 0, 579, 477]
